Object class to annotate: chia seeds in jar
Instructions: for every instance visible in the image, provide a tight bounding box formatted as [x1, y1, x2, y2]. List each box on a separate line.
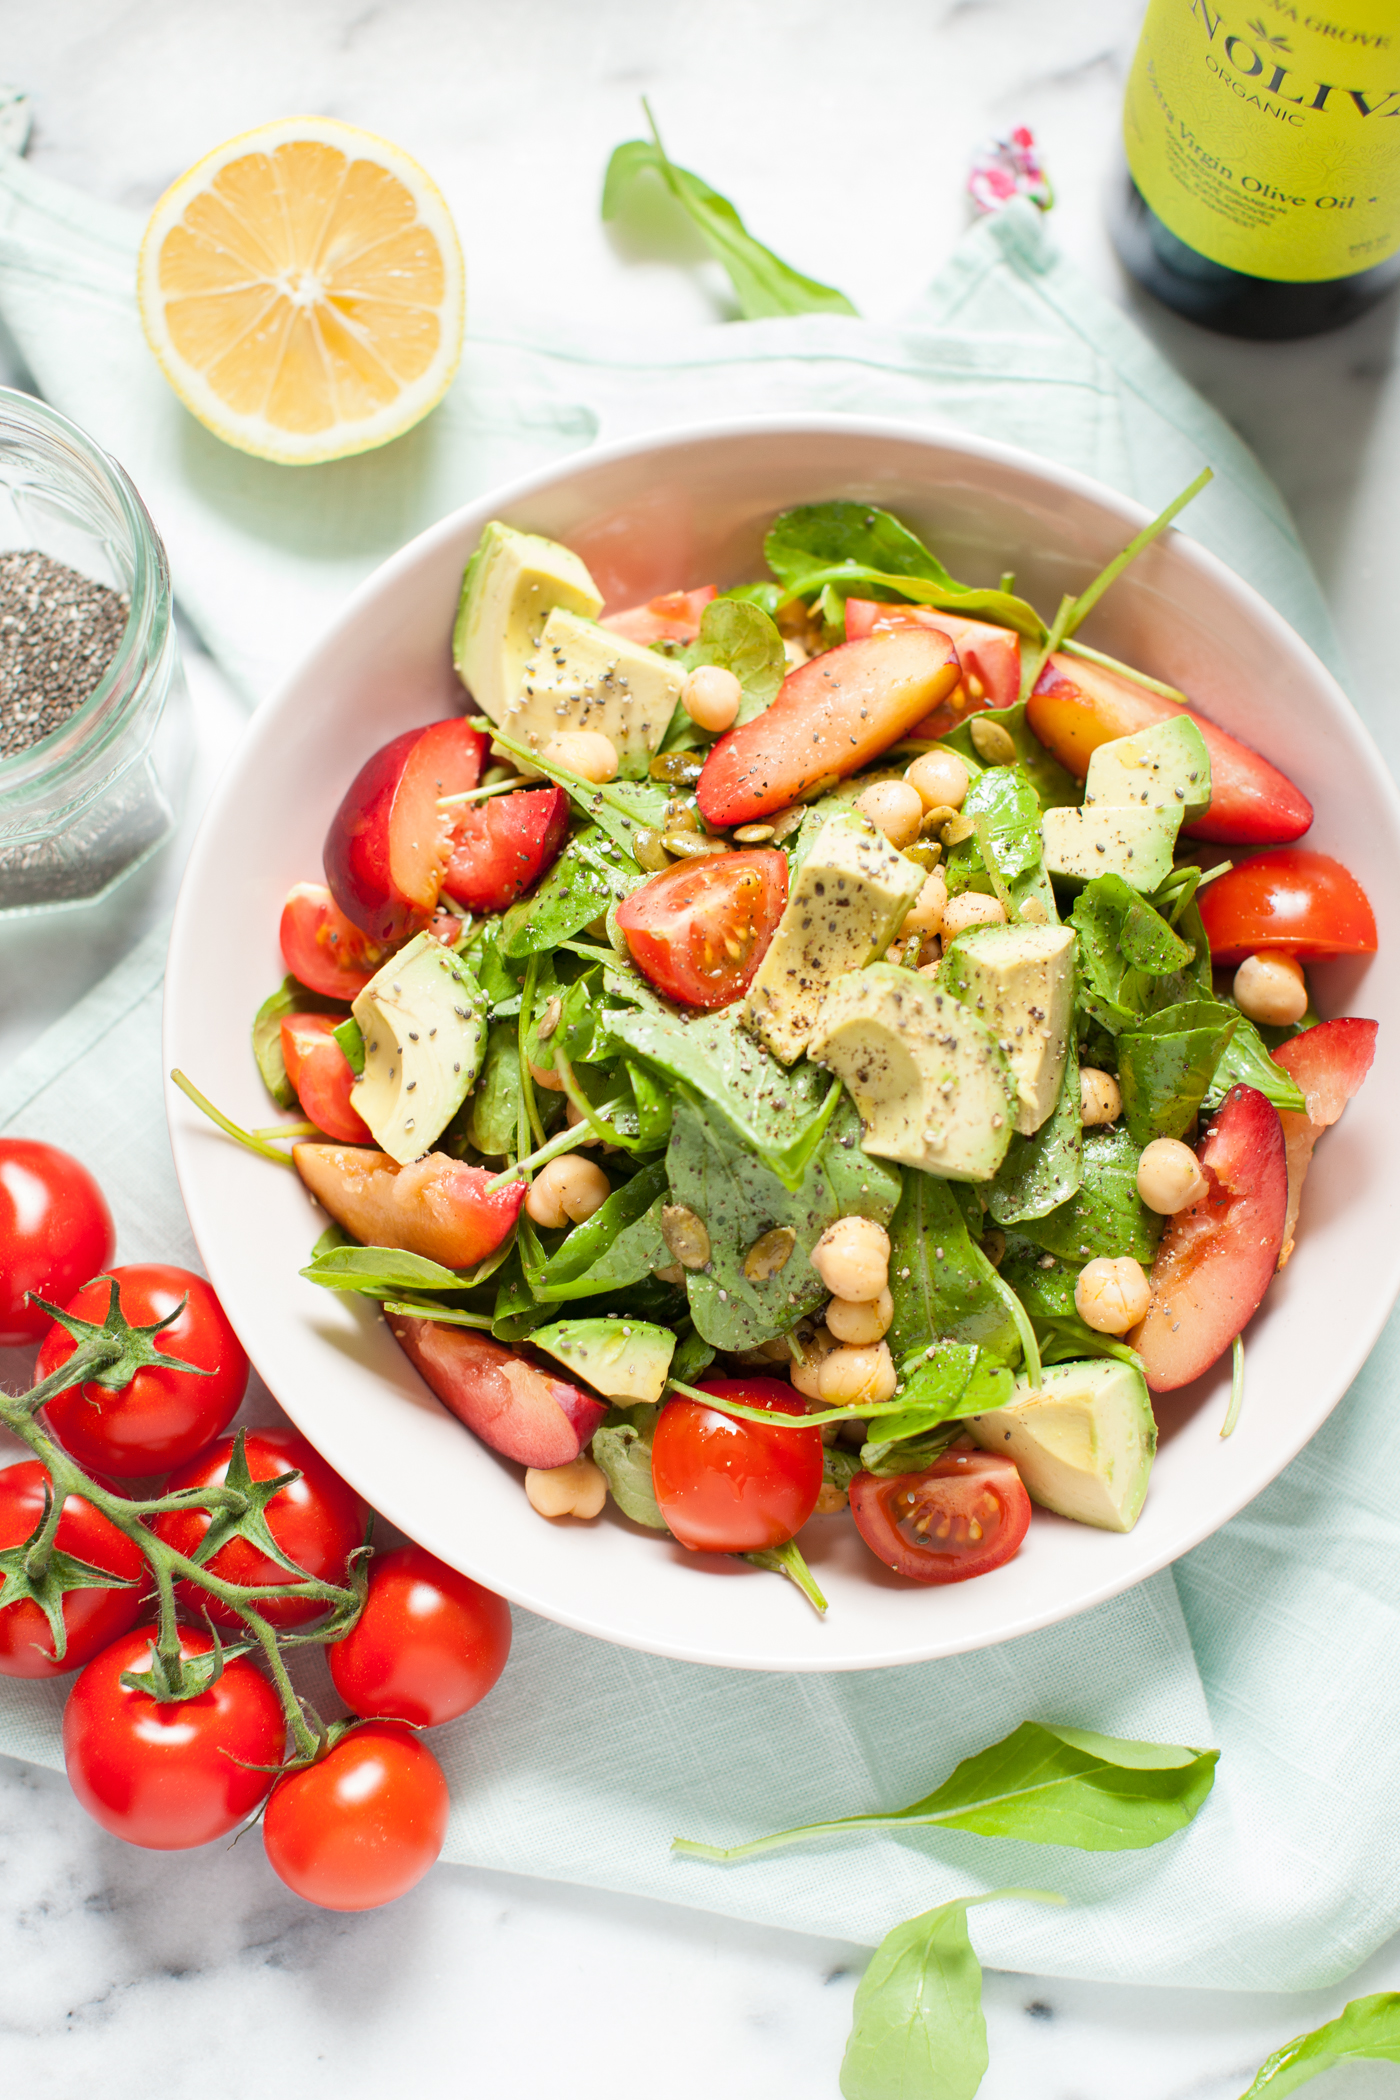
[0, 551, 130, 760]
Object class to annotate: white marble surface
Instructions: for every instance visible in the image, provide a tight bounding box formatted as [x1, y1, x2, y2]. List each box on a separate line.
[5, 1, 1400, 2093]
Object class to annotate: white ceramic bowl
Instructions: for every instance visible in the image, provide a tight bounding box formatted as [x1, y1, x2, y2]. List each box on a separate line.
[165, 416, 1400, 1672]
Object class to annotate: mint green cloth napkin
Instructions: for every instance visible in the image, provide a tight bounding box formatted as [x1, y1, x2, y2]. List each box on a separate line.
[0, 150, 1393, 1992]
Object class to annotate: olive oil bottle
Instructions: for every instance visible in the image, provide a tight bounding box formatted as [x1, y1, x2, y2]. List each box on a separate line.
[1113, 0, 1400, 338]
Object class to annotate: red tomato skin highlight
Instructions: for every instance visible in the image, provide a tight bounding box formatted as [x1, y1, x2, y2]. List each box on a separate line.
[37, 1266, 249, 1477]
[63, 1625, 284, 1849]
[279, 883, 385, 1002]
[440, 784, 570, 912]
[601, 585, 717, 645]
[280, 1015, 371, 1144]
[651, 1378, 823, 1553]
[0, 1139, 115, 1346]
[849, 1449, 1031, 1584]
[1198, 848, 1378, 964]
[614, 850, 787, 1010]
[329, 1543, 511, 1726]
[262, 1721, 450, 1912]
[154, 1428, 365, 1630]
[0, 1462, 145, 1678]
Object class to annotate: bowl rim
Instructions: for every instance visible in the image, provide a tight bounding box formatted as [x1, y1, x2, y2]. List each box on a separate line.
[164, 408, 1400, 1671]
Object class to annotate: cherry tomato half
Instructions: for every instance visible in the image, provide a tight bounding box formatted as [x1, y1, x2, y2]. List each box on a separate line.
[849, 1448, 1031, 1584]
[262, 1720, 450, 1911]
[651, 1377, 823, 1552]
[280, 1014, 371, 1144]
[279, 882, 387, 1002]
[153, 1428, 364, 1629]
[439, 784, 570, 914]
[329, 1543, 511, 1726]
[36, 1265, 249, 1478]
[0, 1140, 114, 1346]
[0, 1461, 146, 1679]
[1198, 848, 1378, 964]
[63, 1625, 285, 1849]
[614, 850, 787, 1010]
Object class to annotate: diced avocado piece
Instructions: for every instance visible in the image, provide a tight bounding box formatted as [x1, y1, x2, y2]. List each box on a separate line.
[1040, 804, 1181, 894]
[501, 607, 684, 778]
[453, 521, 603, 724]
[531, 1317, 676, 1405]
[807, 962, 1015, 1181]
[745, 811, 926, 1064]
[350, 932, 488, 1165]
[940, 922, 1075, 1137]
[1084, 717, 1211, 822]
[964, 1358, 1156, 1532]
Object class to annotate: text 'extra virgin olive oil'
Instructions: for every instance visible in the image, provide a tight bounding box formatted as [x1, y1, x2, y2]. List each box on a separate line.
[1113, 0, 1400, 338]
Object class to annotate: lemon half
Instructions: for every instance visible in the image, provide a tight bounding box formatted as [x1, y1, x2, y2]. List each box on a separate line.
[138, 116, 465, 466]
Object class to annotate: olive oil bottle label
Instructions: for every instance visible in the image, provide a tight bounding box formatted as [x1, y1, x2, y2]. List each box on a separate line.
[1125, 0, 1400, 281]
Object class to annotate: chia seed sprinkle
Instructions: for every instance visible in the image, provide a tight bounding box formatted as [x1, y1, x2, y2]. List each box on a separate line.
[0, 550, 130, 760]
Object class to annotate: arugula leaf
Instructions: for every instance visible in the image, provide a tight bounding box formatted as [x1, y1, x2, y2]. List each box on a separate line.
[626, 1059, 673, 1151]
[938, 701, 1080, 813]
[591, 1404, 668, 1530]
[839, 1890, 1063, 2100]
[301, 1243, 512, 1297]
[499, 827, 641, 959]
[252, 977, 346, 1108]
[1116, 1000, 1240, 1145]
[457, 1020, 522, 1160]
[866, 1350, 1016, 1457]
[1203, 1008, 1308, 1117]
[668, 1094, 899, 1351]
[673, 1720, 1218, 1863]
[763, 501, 1046, 641]
[532, 1161, 670, 1302]
[887, 1171, 1022, 1371]
[682, 596, 786, 728]
[602, 105, 856, 320]
[1011, 1127, 1163, 1266]
[988, 1042, 1082, 1227]
[1237, 1994, 1400, 2095]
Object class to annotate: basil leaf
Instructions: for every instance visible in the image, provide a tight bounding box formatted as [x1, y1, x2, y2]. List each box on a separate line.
[1203, 1007, 1308, 1117]
[682, 597, 786, 727]
[591, 1405, 668, 1530]
[673, 1720, 1217, 1865]
[1237, 1994, 1400, 2096]
[601, 110, 856, 320]
[839, 1891, 1061, 2100]
[989, 1041, 1082, 1226]
[252, 976, 347, 1108]
[763, 501, 1045, 641]
[499, 827, 642, 959]
[887, 1170, 1022, 1370]
[1011, 1127, 1163, 1265]
[1116, 1000, 1240, 1144]
[533, 1160, 670, 1301]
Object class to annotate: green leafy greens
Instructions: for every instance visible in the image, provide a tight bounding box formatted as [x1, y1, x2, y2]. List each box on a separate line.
[1237, 1993, 1400, 2096]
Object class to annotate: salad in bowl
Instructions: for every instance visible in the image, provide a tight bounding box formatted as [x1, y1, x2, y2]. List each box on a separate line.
[188, 474, 1379, 1620]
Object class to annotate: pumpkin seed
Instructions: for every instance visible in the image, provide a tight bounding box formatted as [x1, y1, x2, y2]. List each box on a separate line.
[660, 1204, 711, 1270]
[742, 1226, 797, 1282]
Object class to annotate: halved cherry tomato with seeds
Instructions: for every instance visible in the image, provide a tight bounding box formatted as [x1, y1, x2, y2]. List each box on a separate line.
[280, 1013, 371, 1144]
[280, 883, 386, 1002]
[615, 850, 787, 1009]
[849, 1448, 1031, 1583]
[440, 784, 570, 913]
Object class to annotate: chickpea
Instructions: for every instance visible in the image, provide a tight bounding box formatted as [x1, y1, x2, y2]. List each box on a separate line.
[901, 868, 948, 937]
[528, 1057, 566, 1094]
[856, 779, 925, 849]
[1079, 1067, 1123, 1127]
[1074, 1256, 1151, 1335]
[1233, 951, 1308, 1027]
[810, 1215, 891, 1303]
[541, 730, 619, 784]
[939, 892, 1008, 941]
[783, 637, 809, 670]
[1136, 1136, 1208, 1214]
[789, 1324, 838, 1399]
[818, 1341, 898, 1408]
[812, 1481, 850, 1515]
[681, 664, 742, 733]
[905, 750, 970, 813]
[525, 1153, 611, 1229]
[525, 1454, 608, 1520]
[827, 1287, 894, 1345]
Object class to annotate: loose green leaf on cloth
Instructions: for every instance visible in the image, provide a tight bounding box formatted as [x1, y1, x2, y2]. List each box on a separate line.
[1237, 1993, 1400, 2096]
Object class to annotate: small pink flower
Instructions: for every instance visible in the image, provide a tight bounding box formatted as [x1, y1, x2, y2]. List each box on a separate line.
[967, 126, 1054, 215]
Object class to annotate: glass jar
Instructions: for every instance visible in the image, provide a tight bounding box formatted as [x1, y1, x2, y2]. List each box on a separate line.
[0, 389, 187, 913]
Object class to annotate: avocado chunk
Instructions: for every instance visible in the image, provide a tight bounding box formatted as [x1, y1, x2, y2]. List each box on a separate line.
[350, 932, 488, 1165]
[964, 1358, 1156, 1531]
[807, 962, 1015, 1181]
[501, 607, 684, 778]
[940, 922, 1075, 1137]
[745, 811, 926, 1064]
[1084, 717, 1211, 822]
[531, 1316, 676, 1405]
[453, 521, 603, 724]
[1040, 804, 1181, 894]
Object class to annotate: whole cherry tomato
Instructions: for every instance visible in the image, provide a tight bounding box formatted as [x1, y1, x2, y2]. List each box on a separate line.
[614, 851, 787, 1010]
[36, 1265, 249, 1478]
[0, 1139, 114, 1346]
[0, 1461, 146, 1678]
[63, 1625, 285, 1848]
[262, 1720, 450, 1911]
[329, 1543, 511, 1725]
[849, 1448, 1031, 1583]
[650, 1377, 823, 1553]
[1199, 848, 1378, 964]
[153, 1428, 364, 1629]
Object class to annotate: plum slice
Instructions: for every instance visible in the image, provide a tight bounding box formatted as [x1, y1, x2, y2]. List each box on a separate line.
[1271, 1018, 1378, 1266]
[387, 1318, 608, 1469]
[294, 1144, 525, 1270]
[842, 598, 1022, 713]
[1130, 1084, 1288, 1393]
[324, 719, 489, 944]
